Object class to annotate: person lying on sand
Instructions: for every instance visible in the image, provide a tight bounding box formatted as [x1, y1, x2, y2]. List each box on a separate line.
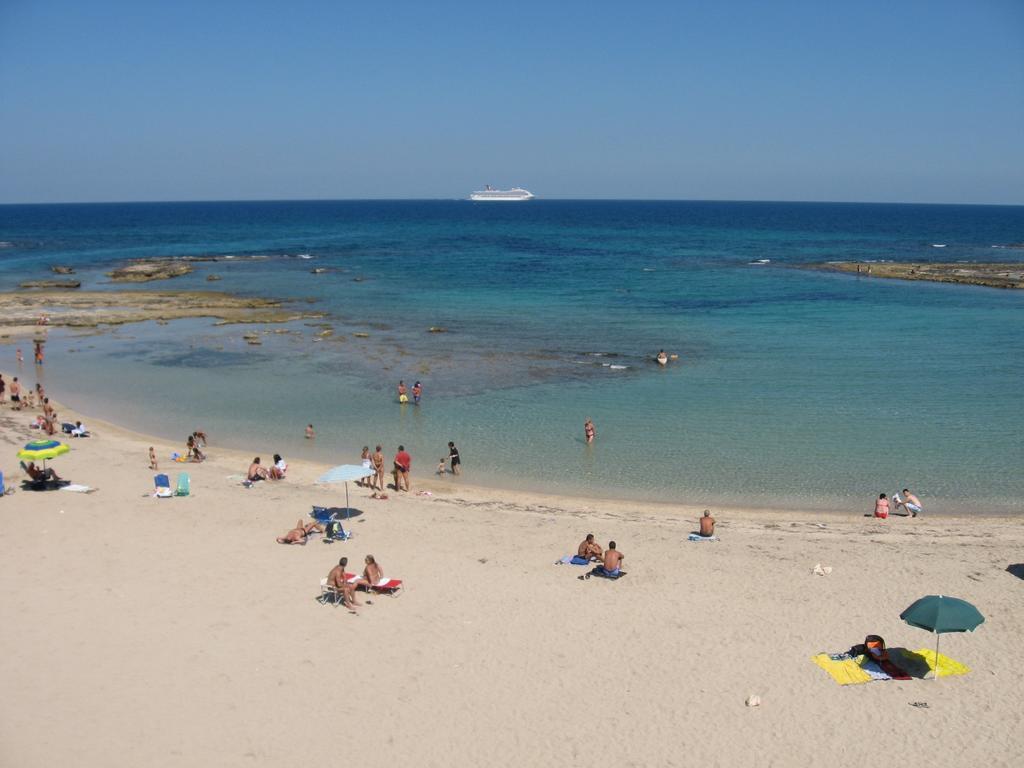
[578, 533, 603, 561]
[25, 461, 61, 483]
[248, 457, 269, 482]
[276, 519, 325, 545]
[699, 510, 716, 537]
[597, 541, 624, 577]
[350, 554, 384, 589]
[327, 558, 360, 612]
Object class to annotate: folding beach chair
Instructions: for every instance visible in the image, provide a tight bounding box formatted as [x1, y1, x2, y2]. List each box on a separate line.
[154, 473, 172, 498]
[175, 472, 190, 497]
[319, 577, 350, 608]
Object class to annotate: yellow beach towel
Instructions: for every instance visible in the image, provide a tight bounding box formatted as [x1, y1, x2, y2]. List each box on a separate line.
[913, 648, 971, 678]
[811, 654, 872, 685]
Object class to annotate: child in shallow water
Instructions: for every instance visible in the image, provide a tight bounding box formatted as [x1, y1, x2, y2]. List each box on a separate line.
[437, 457, 447, 475]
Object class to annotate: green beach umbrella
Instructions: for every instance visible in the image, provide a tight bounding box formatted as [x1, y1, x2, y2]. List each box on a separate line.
[17, 439, 70, 469]
[900, 595, 984, 680]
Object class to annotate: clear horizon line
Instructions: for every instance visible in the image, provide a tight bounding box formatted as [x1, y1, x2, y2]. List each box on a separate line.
[2, 196, 1023, 208]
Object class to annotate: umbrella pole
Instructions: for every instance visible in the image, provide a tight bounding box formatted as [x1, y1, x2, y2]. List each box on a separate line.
[345, 482, 350, 520]
[934, 633, 940, 682]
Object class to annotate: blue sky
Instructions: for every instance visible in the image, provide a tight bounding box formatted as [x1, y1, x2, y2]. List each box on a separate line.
[1, 0, 1022, 204]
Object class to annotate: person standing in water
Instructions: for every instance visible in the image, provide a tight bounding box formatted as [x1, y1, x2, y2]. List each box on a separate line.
[397, 380, 408, 404]
[447, 441, 461, 475]
[584, 418, 596, 444]
[412, 381, 422, 404]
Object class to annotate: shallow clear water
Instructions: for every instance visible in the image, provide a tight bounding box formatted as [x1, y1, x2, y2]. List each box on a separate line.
[2, 200, 1022, 513]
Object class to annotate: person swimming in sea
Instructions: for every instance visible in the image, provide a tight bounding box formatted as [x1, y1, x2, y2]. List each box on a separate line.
[656, 350, 668, 365]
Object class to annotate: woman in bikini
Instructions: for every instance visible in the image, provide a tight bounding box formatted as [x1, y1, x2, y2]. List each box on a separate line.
[371, 445, 386, 491]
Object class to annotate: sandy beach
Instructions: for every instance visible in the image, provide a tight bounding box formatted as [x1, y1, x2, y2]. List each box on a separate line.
[1, 385, 1022, 768]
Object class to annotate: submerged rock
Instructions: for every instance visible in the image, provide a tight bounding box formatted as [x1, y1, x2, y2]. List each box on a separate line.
[206, 274, 221, 281]
[51, 265, 76, 274]
[21, 279, 81, 289]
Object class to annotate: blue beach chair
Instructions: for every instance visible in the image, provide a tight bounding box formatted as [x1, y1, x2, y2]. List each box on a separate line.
[154, 473, 172, 498]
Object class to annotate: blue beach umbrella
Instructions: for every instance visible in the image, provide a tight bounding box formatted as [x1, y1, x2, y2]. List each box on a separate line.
[900, 595, 984, 680]
[17, 439, 70, 471]
[316, 464, 374, 517]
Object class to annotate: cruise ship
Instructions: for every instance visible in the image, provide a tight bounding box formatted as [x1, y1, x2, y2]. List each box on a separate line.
[469, 185, 534, 201]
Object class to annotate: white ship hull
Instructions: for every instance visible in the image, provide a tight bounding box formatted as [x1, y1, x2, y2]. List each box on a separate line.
[469, 186, 534, 201]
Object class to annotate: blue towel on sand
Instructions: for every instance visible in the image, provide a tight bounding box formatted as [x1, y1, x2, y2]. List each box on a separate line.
[570, 555, 591, 565]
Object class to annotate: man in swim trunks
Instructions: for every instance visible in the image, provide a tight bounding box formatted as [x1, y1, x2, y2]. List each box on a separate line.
[599, 541, 624, 577]
[699, 510, 716, 537]
[276, 519, 325, 545]
[412, 381, 422, 404]
[894, 488, 922, 518]
[393, 445, 411, 492]
[25, 461, 61, 483]
[326, 558, 359, 611]
[578, 533, 602, 561]
[248, 457, 269, 482]
[9, 377, 20, 409]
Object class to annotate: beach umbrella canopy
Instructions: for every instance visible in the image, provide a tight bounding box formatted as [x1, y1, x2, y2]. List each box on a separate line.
[316, 464, 374, 517]
[17, 439, 70, 465]
[900, 595, 984, 680]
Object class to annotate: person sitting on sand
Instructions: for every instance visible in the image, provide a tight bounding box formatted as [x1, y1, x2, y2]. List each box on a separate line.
[70, 421, 88, 437]
[350, 554, 384, 589]
[187, 435, 205, 462]
[276, 519, 325, 545]
[270, 453, 287, 480]
[248, 457, 269, 482]
[578, 533, 603, 561]
[326, 557, 360, 611]
[598, 541, 624, 577]
[873, 492, 890, 519]
[699, 509, 716, 537]
[25, 461, 61, 483]
[894, 488, 922, 518]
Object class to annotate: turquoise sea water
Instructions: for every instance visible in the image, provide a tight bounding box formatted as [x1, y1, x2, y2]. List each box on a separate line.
[1, 201, 1022, 514]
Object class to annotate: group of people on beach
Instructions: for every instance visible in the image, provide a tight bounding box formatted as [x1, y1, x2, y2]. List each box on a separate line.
[576, 535, 626, 578]
[324, 555, 388, 613]
[874, 489, 924, 518]
[248, 454, 287, 482]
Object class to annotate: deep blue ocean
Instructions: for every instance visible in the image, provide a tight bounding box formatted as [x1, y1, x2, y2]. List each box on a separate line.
[1, 200, 1022, 513]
